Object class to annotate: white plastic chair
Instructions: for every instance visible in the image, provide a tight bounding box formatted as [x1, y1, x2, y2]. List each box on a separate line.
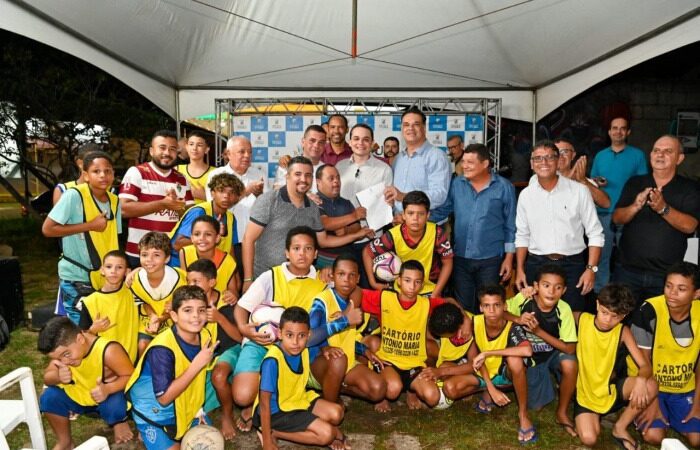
[73, 436, 109, 450]
[0, 367, 46, 450]
[661, 438, 690, 450]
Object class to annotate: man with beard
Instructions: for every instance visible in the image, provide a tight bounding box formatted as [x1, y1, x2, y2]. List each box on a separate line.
[320, 114, 352, 165]
[447, 135, 465, 177]
[241, 156, 374, 292]
[383, 137, 400, 166]
[120, 130, 194, 267]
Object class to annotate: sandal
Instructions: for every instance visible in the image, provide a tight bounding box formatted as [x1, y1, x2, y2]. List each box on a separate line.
[555, 420, 578, 438]
[474, 398, 495, 414]
[612, 433, 640, 450]
[236, 414, 253, 432]
[518, 426, 538, 445]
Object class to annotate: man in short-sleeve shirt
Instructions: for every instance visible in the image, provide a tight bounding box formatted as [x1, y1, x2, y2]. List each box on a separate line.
[613, 135, 700, 303]
[120, 130, 193, 266]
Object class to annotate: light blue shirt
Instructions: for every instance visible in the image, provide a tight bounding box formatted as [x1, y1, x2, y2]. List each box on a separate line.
[590, 145, 647, 213]
[432, 172, 516, 259]
[48, 189, 122, 282]
[392, 139, 451, 213]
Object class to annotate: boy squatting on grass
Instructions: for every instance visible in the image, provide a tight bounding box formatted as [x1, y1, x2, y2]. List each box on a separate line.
[423, 284, 536, 445]
[632, 261, 700, 448]
[126, 285, 218, 450]
[255, 306, 347, 450]
[186, 258, 243, 441]
[38, 317, 134, 450]
[574, 284, 658, 450]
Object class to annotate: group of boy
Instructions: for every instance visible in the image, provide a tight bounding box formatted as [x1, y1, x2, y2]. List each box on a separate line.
[37, 122, 700, 450]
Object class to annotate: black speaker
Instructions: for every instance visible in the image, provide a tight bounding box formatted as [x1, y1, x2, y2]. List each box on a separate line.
[28, 303, 57, 331]
[0, 257, 24, 330]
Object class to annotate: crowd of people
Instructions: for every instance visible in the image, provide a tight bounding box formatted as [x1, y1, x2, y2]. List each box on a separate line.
[37, 107, 700, 450]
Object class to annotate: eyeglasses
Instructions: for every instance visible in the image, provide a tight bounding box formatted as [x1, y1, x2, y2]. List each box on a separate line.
[530, 155, 559, 163]
[355, 168, 361, 178]
[447, 144, 462, 151]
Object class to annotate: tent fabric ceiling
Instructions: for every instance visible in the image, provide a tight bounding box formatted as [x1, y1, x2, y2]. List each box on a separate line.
[2, 0, 699, 122]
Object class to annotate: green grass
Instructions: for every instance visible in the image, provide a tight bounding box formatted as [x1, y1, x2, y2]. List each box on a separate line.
[0, 214, 667, 449]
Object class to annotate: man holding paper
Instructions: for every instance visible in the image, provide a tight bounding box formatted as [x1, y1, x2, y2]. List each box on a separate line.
[431, 143, 517, 313]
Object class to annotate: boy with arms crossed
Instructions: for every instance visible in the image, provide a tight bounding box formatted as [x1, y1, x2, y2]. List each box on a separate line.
[38, 317, 134, 449]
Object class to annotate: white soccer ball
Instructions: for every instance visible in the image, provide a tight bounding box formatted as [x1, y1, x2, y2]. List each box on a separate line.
[434, 380, 453, 410]
[250, 303, 285, 342]
[373, 252, 402, 282]
[181, 424, 224, 450]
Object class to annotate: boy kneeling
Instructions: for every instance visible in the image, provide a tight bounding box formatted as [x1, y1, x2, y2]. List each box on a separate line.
[255, 307, 347, 450]
[38, 317, 134, 449]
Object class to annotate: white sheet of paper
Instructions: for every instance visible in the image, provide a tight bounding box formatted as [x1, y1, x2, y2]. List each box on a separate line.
[685, 237, 699, 264]
[356, 183, 392, 231]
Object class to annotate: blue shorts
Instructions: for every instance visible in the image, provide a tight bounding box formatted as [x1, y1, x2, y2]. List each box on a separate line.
[59, 279, 94, 325]
[476, 364, 511, 389]
[647, 391, 700, 434]
[135, 415, 211, 450]
[233, 341, 268, 376]
[526, 350, 577, 410]
[39, 385, 127, 426]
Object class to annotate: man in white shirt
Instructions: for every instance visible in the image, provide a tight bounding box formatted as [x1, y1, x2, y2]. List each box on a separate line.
[514, 140, 604, 311]
[206, 136, 265, 275]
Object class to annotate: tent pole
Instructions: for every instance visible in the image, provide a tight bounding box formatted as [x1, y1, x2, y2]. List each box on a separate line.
[531, 90, 537, 145]
[175, 89, 181, 138]
[351, 0, 357, 58]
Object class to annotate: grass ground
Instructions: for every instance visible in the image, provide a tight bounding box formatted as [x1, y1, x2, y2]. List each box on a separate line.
[0, 209, 665, 449]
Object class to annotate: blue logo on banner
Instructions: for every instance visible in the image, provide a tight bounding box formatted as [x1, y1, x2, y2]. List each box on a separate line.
[268, 132, 286, 147]
[321, 115, 330, 124]
[286, 116, 303, 131]
[357, 115, 375, 128]
[251, 117, 268, 131]
[268, 163, 279, 179]
[234, 131, 251, 141]
[392, 115, 402, 131]
[252, 148, 268, 162]
[466, 115, 483, 130]
[447, 131, 465, 142]
[429, 115, 446, 131]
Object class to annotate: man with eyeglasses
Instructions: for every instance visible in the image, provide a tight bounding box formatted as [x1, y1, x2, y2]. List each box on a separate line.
[384, 107, 451, 218]
[613, 135, 699, 303]
[515, 140, 604, 312]
[590, 117, 648, 293]
[447, 135, 465, 177]
[554, 139, 610, 209]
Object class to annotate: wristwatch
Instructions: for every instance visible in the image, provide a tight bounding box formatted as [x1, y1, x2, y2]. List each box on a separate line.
[586, 264, 598, 273]
[658, 205, 670, 216]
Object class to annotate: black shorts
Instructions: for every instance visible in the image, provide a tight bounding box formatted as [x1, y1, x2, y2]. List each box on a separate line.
[574, 377, 627, 417]
[374, 364, 423, 392]
[253, 398, 319, 433]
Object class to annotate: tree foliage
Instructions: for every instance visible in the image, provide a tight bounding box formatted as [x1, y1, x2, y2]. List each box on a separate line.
[0, 29, 173, 186]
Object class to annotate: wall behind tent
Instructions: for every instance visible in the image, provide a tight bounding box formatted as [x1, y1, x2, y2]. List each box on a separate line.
[230, 114, 485, 189]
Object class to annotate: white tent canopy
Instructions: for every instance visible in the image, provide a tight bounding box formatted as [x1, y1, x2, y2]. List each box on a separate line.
[2, 0, 699, 122]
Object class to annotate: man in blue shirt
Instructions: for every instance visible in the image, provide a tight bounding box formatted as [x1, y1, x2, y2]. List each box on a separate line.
[590, 117, 648, 292]
[384, 107, 451, 219]
[432, 144, 516, 313]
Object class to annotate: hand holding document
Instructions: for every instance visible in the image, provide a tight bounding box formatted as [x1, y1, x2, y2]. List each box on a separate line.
[356, 183, 392, 231]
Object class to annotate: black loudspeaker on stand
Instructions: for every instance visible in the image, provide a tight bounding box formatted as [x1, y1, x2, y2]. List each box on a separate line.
[0, 257, 24, 331]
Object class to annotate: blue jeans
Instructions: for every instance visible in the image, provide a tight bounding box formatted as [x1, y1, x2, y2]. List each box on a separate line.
[612, 263, 665, 306]
[451, 255, 502, 314]
[526, 253, 586, 312]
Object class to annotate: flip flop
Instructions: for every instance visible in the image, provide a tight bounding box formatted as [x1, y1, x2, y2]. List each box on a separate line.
[473, 398, 495, 414]
[236, 414, 253, 432]
[612, 434, 640, 450]
[518, 426, 538, 445]
[555, 421, 578, 437]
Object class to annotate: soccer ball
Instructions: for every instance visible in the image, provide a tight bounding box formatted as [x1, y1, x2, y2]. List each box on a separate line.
[373, 252, 402, 282]
[250, 303, 285, 341]
[181, 424, 224, 450]
[434, 380, 453, 410]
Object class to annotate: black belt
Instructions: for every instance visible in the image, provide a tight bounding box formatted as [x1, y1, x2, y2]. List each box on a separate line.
[528, 252, 580, 262]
